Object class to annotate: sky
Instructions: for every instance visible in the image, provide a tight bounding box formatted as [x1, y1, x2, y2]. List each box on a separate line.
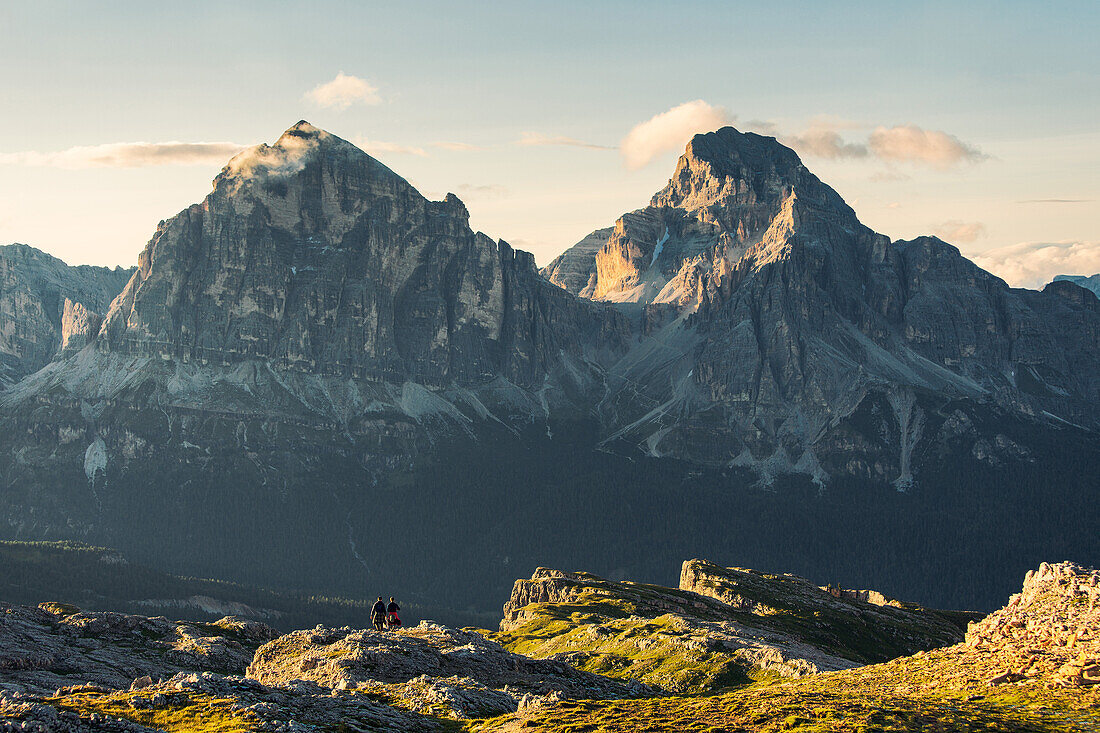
[0, 1, 1097, 288]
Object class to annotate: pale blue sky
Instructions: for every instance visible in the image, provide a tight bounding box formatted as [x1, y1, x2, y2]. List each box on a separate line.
[1, 1, 1097, 286]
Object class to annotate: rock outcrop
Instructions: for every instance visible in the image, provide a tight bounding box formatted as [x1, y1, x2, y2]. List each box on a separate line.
[966, 561, 1099, 688]
[0, 602, 276, 696]
[0, 244, 132, 388]
[495, 561, 972, 692]
[58, 299, 103, 356]
[2, 562, 1096, 732]
[480, 562, 1100, 733]
[248, 621, 646, 719]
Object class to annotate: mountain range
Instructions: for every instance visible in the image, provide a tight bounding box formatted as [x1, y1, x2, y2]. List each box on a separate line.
[0, 121, 1097, 620]
[1054, 273, 1100, 298]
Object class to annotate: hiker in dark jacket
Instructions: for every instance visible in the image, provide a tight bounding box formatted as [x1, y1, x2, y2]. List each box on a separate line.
[371, 597, 387, 631]
[386, 597, 401, 629]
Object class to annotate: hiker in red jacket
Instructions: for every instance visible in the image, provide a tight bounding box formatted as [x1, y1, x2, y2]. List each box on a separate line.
[386, 597, 401, 629]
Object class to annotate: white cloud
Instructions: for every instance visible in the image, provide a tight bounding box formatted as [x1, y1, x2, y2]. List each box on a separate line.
[620, 100, 735, 169]
[868, 125, 985, 169]
[933, 220, 986, 243]
[784, 128, 868, 159]
[351, 137, 427, 157]
[305, 73, 381, 110]
[0, 141, 246, 169]
[969, 240, 1100, 289]
[515, 132, 613, 150]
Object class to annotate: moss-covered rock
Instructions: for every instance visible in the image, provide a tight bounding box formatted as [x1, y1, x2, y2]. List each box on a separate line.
[494, 561, 973, 693]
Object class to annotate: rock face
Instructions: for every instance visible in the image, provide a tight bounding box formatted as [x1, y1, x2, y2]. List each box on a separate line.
[541, 226, 611, 298]
[0, 245, 133, 388]
[495, 561, 972, 692]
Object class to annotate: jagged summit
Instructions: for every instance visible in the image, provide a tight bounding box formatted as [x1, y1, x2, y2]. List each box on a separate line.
[9, 120, 625, 394]
[216, 120, 419, 207]
[653, 126, 855, 234]
[544, 126, 864, 306]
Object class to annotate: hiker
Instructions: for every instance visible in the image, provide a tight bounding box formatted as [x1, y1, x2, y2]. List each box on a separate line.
[371, 596, 387, 631]
[386, 597, 401, 629]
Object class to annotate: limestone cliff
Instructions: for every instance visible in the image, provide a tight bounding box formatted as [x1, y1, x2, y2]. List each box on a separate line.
[0, 244, 132, 387]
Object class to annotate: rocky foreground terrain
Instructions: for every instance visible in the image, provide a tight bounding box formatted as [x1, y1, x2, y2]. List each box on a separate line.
[1, 560, 1097, 731]
[482, 561, 1100, 732]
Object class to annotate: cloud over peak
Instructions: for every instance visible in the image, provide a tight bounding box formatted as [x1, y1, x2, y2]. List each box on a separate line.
[620, 100, 735, 169]
[305, 73, 381, 110]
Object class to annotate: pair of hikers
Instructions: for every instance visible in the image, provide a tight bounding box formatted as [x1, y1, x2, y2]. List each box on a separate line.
[371, 596, 400, 631]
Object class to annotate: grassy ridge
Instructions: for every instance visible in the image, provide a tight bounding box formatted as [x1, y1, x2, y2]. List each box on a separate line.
[473, 645, 1100, 732]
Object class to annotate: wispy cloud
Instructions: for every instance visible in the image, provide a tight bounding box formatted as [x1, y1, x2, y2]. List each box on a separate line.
[933, 220, 986, 243]
[1017, 198, 1093, 204]
[0, 141, 246, 169]
[620, 100, 735, 169]
[456, 183, 508, 197]
[868, 125, 986, 169]
[351, 137, 427, 157]
[515, 132, 614, 150]
[779, 120, 984, 171]
[305, 72, 381, 110]
[743, 119, 779, 135]
[970, 240, 1100, 289]
[783, 128, 868, 159]
[432, 141, 485, 151]
[870, 170, 910, 182]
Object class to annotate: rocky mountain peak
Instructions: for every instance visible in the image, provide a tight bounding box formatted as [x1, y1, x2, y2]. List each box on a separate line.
[646, 126, 853, 234]
[650, 126, 854, 237]
[213, 120, 424, 227]
[84, 121, 627, 388]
